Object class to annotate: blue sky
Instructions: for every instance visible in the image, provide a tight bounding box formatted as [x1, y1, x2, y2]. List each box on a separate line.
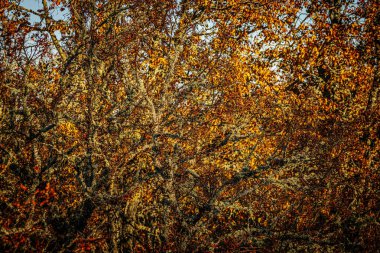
[20, 0, 69, 23]
[19, 1, 69, 45]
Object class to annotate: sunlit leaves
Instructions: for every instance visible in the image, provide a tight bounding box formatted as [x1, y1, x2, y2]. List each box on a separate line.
[0, 0, 379, 252]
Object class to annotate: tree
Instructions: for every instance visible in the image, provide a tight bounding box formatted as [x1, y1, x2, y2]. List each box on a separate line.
[1, 0, 379, 251]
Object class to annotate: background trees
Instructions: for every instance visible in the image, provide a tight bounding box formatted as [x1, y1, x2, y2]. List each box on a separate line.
[1, 0, 379, 251]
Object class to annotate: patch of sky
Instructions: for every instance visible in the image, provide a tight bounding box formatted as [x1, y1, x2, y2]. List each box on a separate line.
[20, 0, 69, 41]
[20, 0, 69, 22]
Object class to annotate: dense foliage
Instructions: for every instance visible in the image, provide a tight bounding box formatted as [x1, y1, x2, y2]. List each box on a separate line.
[1, 0, 379, 251]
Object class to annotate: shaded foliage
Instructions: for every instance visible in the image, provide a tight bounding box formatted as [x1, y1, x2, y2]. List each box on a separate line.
[1, 0, 379, 252]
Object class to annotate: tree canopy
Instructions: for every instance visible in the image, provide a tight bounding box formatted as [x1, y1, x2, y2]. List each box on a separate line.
[1, 0, 379, 251]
